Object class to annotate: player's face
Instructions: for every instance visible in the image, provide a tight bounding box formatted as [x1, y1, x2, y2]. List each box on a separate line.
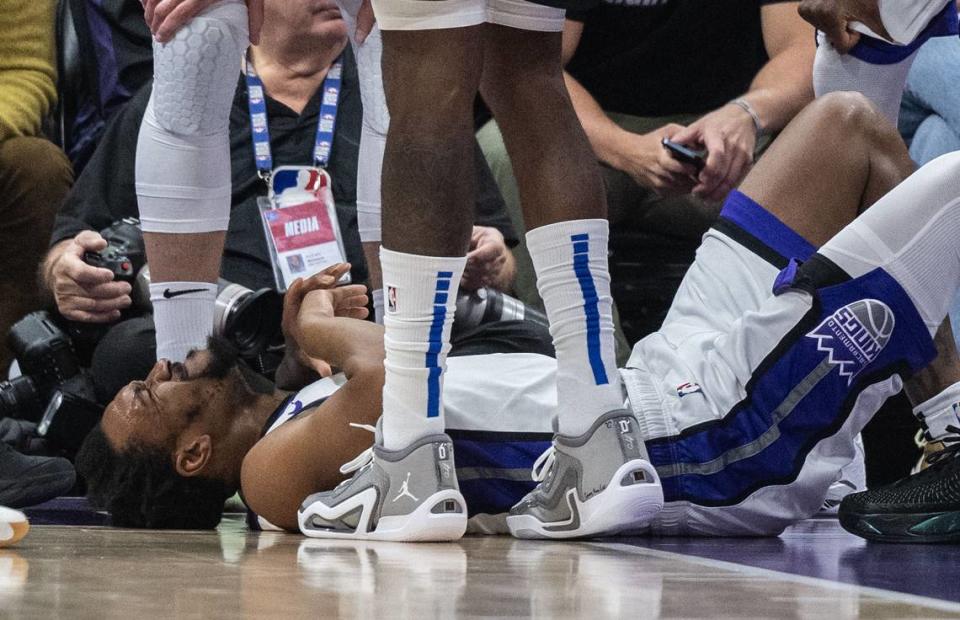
[100, 351, 235, 452]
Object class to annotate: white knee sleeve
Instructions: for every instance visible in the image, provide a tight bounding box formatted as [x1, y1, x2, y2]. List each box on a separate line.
[135, 0, 248, 234]
[338, 0, 387, 243]
[820, 151, 960, 335]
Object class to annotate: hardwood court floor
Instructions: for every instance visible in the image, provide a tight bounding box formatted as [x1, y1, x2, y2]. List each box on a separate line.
[2, 516, 958, 619]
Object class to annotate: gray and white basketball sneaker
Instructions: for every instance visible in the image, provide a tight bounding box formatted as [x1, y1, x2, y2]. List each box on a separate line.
[507, 410, 663, 539]
[298, 423, 467, 542]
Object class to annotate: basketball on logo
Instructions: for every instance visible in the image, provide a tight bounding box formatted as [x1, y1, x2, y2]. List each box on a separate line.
[862, 298, 895, 342]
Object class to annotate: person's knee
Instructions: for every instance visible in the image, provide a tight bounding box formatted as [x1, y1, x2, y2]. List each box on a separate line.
[151, 1, 247, 136]
[480, 64, 564, 121]
[807, 92, 909, 161]
[0, 137, 72, 191]
[810, 91, 887, 134]
[382, 32, 480, 128]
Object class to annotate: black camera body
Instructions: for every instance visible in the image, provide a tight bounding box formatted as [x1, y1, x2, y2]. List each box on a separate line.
[83, 250, 137, 283]
[1, 312, 103, 455]
[1, 312, 82, 421]
[81, 217, 147, 286]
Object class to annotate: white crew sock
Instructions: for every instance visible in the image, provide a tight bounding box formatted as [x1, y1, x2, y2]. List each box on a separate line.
[527, 219, 623, 436]
[149, 281, 218, 362]
[913, 380, 960, 440]
[372, 287, 385, 325]
[380, 248, 466, 450]
[813, 31, 917, 125]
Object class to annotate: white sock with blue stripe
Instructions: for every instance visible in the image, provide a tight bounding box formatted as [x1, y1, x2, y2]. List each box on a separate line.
[527, 219, 624, 437]
[380, 247, 466, 450]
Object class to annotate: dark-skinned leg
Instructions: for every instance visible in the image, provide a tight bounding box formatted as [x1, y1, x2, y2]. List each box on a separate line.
[480, 25, 623, 437]
[479, 25, 605, 229]
[377, 27, 480, 452]
[480, 25, 660, 540]
[380, 28, 479, 256]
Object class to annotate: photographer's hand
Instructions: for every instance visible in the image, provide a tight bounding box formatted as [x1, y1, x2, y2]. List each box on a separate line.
[462, 226, 514, 292]
[44, 232, 133, 323]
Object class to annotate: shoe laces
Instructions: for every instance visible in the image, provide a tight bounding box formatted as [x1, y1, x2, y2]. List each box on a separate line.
[926, 424, 960, 468]
[338, 423, 377, 475]
[531, 445, 556, 483]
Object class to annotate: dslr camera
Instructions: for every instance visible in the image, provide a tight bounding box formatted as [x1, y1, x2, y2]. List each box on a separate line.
[0, 311, 102, 454]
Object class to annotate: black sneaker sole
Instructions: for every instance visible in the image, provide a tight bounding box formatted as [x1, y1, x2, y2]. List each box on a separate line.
[839, 509, 960, 543]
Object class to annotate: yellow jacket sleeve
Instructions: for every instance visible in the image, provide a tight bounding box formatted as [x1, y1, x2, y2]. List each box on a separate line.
[0, 0, 58, 141]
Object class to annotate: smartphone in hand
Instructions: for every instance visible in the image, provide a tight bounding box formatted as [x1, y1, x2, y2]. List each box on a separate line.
[662, 138, 707, 171]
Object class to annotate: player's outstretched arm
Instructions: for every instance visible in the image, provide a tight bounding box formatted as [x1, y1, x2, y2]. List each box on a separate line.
[241, 266, 383, 530]
[282, 265, 381, 379]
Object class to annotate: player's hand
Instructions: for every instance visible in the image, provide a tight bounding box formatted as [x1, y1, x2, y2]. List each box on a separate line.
[46, 231, 133, 323]
[798, 0, 889, 53]
[282, 264, 369, 375]
[462, 226, 509, 291]
[145, 0, 265, 44]
[671, 104, 757, 203]
[613, 124, 699, 196]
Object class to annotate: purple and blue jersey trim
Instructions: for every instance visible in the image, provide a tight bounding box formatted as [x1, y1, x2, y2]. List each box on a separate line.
[448, 429, 551, 517]
[646, 191, 936, 506]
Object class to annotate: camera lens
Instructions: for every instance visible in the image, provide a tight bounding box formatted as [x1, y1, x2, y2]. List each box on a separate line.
[214, 284, 283, 357]
[0, 376, 43, 421]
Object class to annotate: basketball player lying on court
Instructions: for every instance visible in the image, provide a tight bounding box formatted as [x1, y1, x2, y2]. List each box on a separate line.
[78, 92, 960, 541]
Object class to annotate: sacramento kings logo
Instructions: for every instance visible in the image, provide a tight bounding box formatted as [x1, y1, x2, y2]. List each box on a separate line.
[807, 299, 895, 385]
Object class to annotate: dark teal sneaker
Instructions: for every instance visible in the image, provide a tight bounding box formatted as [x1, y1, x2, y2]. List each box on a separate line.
[839, 425, 960, 543]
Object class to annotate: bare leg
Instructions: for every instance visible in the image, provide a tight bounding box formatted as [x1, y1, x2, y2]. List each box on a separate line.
[479, 25, 606, 228]
[143, 232, 225, 283]
[380, 28, 480, 256]
[739, 92, 914, 247]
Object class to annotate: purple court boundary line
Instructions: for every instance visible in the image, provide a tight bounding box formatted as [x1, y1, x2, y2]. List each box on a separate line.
[590, 540, 960, 615]
[616, 518, 960, 605]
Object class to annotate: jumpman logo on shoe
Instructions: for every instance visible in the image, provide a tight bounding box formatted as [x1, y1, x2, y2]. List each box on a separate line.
[392, 472, 418, 503]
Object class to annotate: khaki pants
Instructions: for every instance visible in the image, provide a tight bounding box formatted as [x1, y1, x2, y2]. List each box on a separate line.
[0, 137, 73, 374]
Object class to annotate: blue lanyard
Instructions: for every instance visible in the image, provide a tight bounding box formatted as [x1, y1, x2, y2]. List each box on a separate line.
[244, 55, 343, 182]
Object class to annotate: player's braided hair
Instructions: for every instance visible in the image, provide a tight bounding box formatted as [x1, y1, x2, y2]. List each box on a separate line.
[76, 424, 232, 529]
